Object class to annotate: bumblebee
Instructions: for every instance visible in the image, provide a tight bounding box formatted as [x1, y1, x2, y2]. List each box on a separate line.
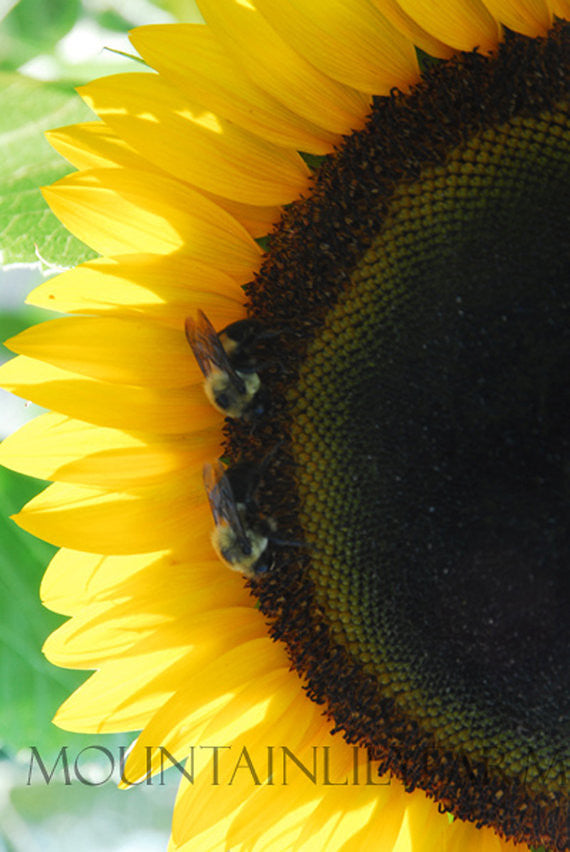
[185, 310, 272, 419]
[203, 459, 277, 578]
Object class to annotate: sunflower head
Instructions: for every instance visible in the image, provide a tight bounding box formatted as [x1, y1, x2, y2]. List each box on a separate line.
[1, 3, 569, 851]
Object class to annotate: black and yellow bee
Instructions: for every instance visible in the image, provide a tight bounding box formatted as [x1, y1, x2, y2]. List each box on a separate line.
[203, 458, 277, 578]
[185, 310, 272, 419]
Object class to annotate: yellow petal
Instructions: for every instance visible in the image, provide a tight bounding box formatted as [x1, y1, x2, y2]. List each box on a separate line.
[6, 316, 201, 388]
[130, 24, 339, 154]
[101, 559, 250, 618]
[225, 783, 315, 849]
[41, 548, 248, 619]
[47, 123, 283, 238]
[115, 605, 263, 661]
[198, 667, 302, 741]
[103, 558, 247, 614]
[171, 684, 323, 844]
[0, 356, 219, 433]
[401, 790, 454, 852]
[194, 0, 370, 135]
[293, 792, 378, 852]
[369, 0, 455, 58]
[133, 674, 274, 781]
[44, 601, 257, 669]
[199, 193, 282, 239]
[169, 782, 237, 852]
[550, 0, 570, 16]
[394, 0, 500, 51]
[234, 737, 383, 852]
[44, 600, 163, 667]
[334, 788, 408, 852]
[123, 634, 283, 781]
[446, 816, 522, 851]
[52, 648, 191, 732]
[43, 169, 261, 283]
[47, 121, 155, 172]
[79, 73, 310, 207]
[0, 413, 219, 487]
[248, 798, 321, 852]
[27, 254, 244, 329]
[13, 477, 213, 555]
[481, 0, 552, 33]
[255, 0, 419, 94]
[40, 549, 168, 615]
[171, 699, 333, 847]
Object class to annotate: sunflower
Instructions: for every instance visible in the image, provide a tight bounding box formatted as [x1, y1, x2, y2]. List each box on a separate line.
[1, 1, 569, 850]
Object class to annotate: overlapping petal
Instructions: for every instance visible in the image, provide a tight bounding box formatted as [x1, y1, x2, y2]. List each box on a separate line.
[47, 123, 283, 238]
[130, 24, 341, 154]
[369, 0, 455, 57]
[40, 550, 171, 615]
[253, 0, 419, 94]
[79, 74, 311, 206]
[395, 0, 500, 51]
[192, 0, 371, 134]
[6, 316, 199, 387]
[43, 168, 262, 279]
[27, 254, 244, 329]
[13, 476, 212, 555]
[482, 0, 552, 33]
[0, 414, 218, 487]
[0, 356, 218, 432]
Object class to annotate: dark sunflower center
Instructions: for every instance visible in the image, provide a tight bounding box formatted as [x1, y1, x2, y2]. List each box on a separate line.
[293, 109, 570, 723]
[230, 24, 570, 852]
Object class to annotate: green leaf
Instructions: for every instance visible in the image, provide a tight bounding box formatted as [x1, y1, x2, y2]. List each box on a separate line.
[0, 73, 98, 267]
[96, 8, 138, 32]
[0, 465, 94, 756]
[0, 30, 36, 74]
[0, 0, 80, 70]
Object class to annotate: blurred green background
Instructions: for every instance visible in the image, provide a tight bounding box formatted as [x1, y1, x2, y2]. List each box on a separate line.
[0, 1, 200, 849]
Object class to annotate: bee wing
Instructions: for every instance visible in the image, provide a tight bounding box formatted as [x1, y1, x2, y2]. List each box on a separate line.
[185, 310, 246, 394]
[203, 460, 250, 551]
